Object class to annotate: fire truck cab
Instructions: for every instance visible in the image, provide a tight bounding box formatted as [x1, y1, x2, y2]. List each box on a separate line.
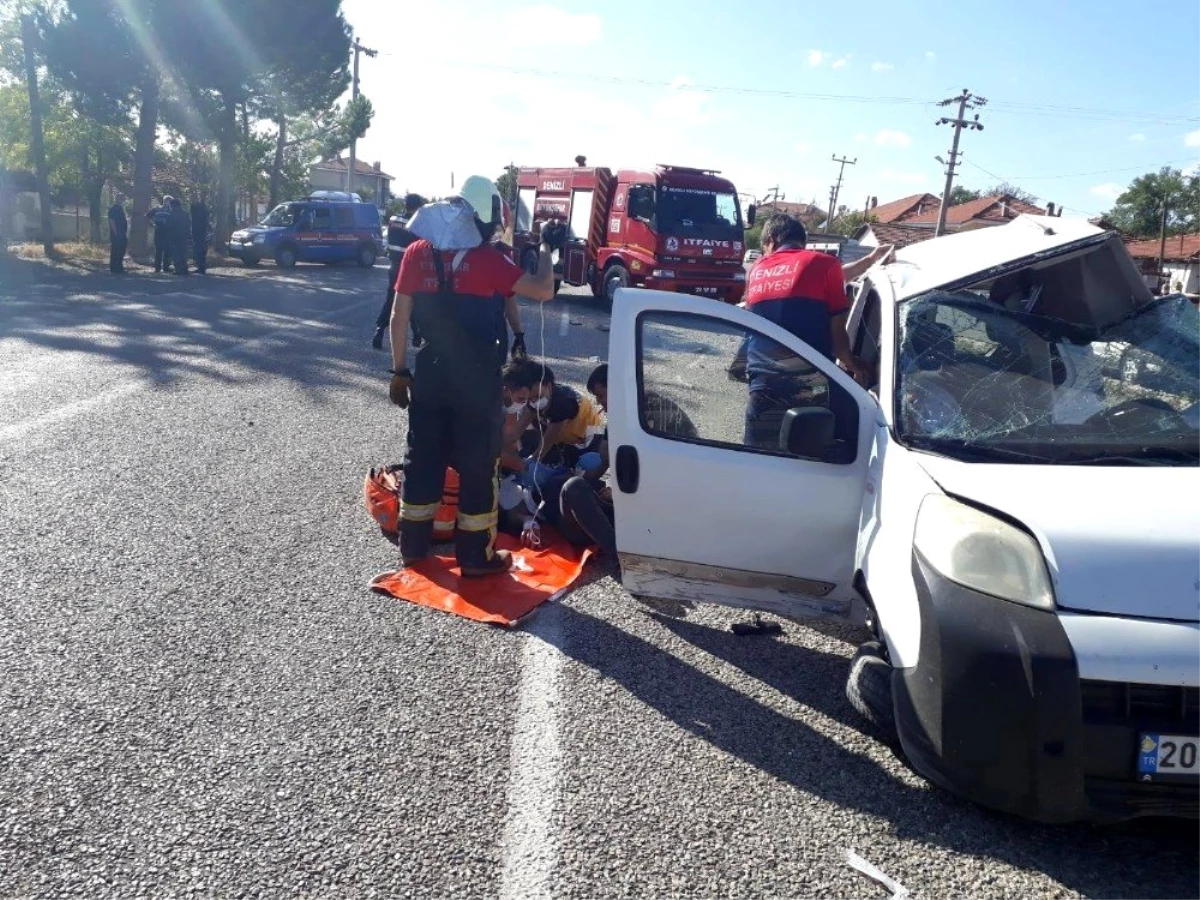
[511, 164, 754, 304]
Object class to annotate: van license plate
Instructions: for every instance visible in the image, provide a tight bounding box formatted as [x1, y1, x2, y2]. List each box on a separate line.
[1137, 733, 1200, 780]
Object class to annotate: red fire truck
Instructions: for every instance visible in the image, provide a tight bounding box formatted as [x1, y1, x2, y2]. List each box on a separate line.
[509, 163, 755, 304]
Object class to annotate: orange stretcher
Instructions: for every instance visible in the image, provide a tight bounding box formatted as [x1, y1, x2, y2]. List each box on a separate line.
[369, 531, 591, 627]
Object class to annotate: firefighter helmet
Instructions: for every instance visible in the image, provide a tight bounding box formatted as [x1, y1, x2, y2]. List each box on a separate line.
[457, 175, 503, 227]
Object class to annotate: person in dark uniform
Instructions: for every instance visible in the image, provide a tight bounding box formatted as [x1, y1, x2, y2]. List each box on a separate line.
[168, 197, 190, 276]
[190, 200, 210, 274]
[373, 193, 425, 349]
[107, 195, 128, 274]
[148, 196, 173, 273]
[387, 176, 555, 576]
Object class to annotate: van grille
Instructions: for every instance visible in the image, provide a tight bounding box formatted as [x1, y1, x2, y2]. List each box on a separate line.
[1080, 680, 1200, 724]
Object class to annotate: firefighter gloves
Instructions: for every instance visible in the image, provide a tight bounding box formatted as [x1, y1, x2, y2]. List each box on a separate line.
[389, 368, 413, 408]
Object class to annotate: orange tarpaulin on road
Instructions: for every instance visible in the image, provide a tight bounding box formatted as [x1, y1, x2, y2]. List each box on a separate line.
[368, 532, 592, 627]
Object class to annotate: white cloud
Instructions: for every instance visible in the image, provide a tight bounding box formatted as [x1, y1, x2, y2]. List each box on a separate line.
[1185, 129, 1200, 148]
[871, 62, 894, 72]
[509, 5, 602, 45]
[1128, 133, 1146, 142]
[874, 129, 912, 147]
[1185, 162, 1200, 177]
[795, 143, 809, 153]
[807, 50, 827, 66]
[924, 50, 936, 60]
[1090, 183, 1124, 201]
[831, 55, 850, 70]
[853, 133, 868, 143]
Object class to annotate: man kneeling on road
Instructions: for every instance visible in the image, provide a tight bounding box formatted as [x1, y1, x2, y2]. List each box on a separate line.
[387, 176, 555, 577]
[523, 363, 616, 558]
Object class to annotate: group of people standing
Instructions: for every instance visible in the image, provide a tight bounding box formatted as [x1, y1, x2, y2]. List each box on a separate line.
[106, 194, 211, 276]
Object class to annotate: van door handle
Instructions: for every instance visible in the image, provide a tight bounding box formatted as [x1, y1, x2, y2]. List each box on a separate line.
[615, 445, 639, 494]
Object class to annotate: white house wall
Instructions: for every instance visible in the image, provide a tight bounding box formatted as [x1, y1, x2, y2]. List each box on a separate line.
[1163, 261, 1198, 294]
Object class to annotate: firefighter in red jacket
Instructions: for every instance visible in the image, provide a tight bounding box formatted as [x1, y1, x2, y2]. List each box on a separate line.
[388, 176, 555, 576]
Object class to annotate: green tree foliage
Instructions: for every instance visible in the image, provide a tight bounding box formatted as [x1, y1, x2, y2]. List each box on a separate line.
[982, 182, 1040, 205]
[947, 185, 981, 205]
[40, 0, 178, 252]
[495, 166, 519, 204]
[1105, 167, 1199, 238]
[40, 0, 352, 245]
[827, 210, 877, 237]
[0, 47, 132, 241]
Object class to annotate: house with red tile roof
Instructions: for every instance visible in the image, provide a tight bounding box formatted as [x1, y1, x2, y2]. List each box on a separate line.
[900, 193, 1046, 229]
[1123, 233, 1200, 295]
[867, 192, 941, 224]
[853, 193, 1048, 251]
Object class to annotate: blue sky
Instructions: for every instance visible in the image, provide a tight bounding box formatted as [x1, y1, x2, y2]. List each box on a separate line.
[341, 0, 1199, 220]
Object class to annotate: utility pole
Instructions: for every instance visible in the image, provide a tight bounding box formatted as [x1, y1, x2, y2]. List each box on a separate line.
[20, 15, 54, 255]
[827, 154, 856, 231]
[933, 89, 987, 237]
[346, 37, 378, 195]
[759, 185, 783, 212]
[1156, 194, 1170, 295]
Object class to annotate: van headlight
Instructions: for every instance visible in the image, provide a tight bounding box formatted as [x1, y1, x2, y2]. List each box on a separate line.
[913, 494, 1055, 610]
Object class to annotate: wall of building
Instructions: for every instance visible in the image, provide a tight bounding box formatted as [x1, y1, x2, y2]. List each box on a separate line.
[1163, 261, 1198, 294]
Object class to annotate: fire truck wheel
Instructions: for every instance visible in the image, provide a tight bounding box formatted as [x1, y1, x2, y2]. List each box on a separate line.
[603, 264, 629, 305]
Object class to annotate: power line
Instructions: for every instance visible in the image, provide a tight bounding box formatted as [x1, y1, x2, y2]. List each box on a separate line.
[962, 155, 1197, 182]
[957, 157, 1114, 218]
[404, 60, 1200, 125]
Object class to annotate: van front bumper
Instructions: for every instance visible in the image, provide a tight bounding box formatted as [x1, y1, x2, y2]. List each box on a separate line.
[895, 550, 1199, 823]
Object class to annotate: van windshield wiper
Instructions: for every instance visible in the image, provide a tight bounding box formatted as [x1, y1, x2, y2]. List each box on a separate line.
[904, 437, 1054, 464]
[1061, 446, 1199, 466]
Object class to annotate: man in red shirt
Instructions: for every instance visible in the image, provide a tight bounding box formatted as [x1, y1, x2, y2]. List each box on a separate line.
[388, 176, 555, 576]
[741, 214, 891, 448]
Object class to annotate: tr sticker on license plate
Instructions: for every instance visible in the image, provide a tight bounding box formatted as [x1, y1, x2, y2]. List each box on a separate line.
[1137, 733, 1200, 780]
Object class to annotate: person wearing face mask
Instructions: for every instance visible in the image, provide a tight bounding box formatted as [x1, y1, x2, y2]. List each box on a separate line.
[499, 360, 538, 473]
[388, 176, 555, 577]
[519, 364, 607, 509]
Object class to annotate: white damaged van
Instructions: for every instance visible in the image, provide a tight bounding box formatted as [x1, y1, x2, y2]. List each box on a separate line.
[606, 215, 1199, 823]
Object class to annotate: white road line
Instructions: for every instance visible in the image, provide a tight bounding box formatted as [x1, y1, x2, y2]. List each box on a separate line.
[558, 306, 570, 338]
[0, 299, 374, 444]
[498, 607, 565, 900]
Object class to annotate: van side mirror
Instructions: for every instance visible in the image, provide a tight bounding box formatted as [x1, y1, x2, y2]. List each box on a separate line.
[780, 407, 836, 459]
[746, 204, 756, 227]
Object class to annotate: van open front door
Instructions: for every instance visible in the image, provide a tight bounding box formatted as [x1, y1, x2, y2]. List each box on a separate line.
[605, 288, 879, 620]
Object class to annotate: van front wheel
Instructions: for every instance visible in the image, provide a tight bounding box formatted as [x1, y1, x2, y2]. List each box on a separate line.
[275, 245, 297, 269]
[357, 243, 377, 268]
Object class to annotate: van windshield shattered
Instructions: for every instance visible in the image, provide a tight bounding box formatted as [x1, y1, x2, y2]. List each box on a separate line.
[896, 293, 1199, 465]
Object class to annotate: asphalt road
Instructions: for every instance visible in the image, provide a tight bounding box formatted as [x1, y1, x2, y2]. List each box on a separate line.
[1, 253, 1197, 900]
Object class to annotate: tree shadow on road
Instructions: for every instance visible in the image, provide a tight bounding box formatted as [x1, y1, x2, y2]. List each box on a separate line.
[550, 603, 1200, 899]
[0, 256, 387, 400]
